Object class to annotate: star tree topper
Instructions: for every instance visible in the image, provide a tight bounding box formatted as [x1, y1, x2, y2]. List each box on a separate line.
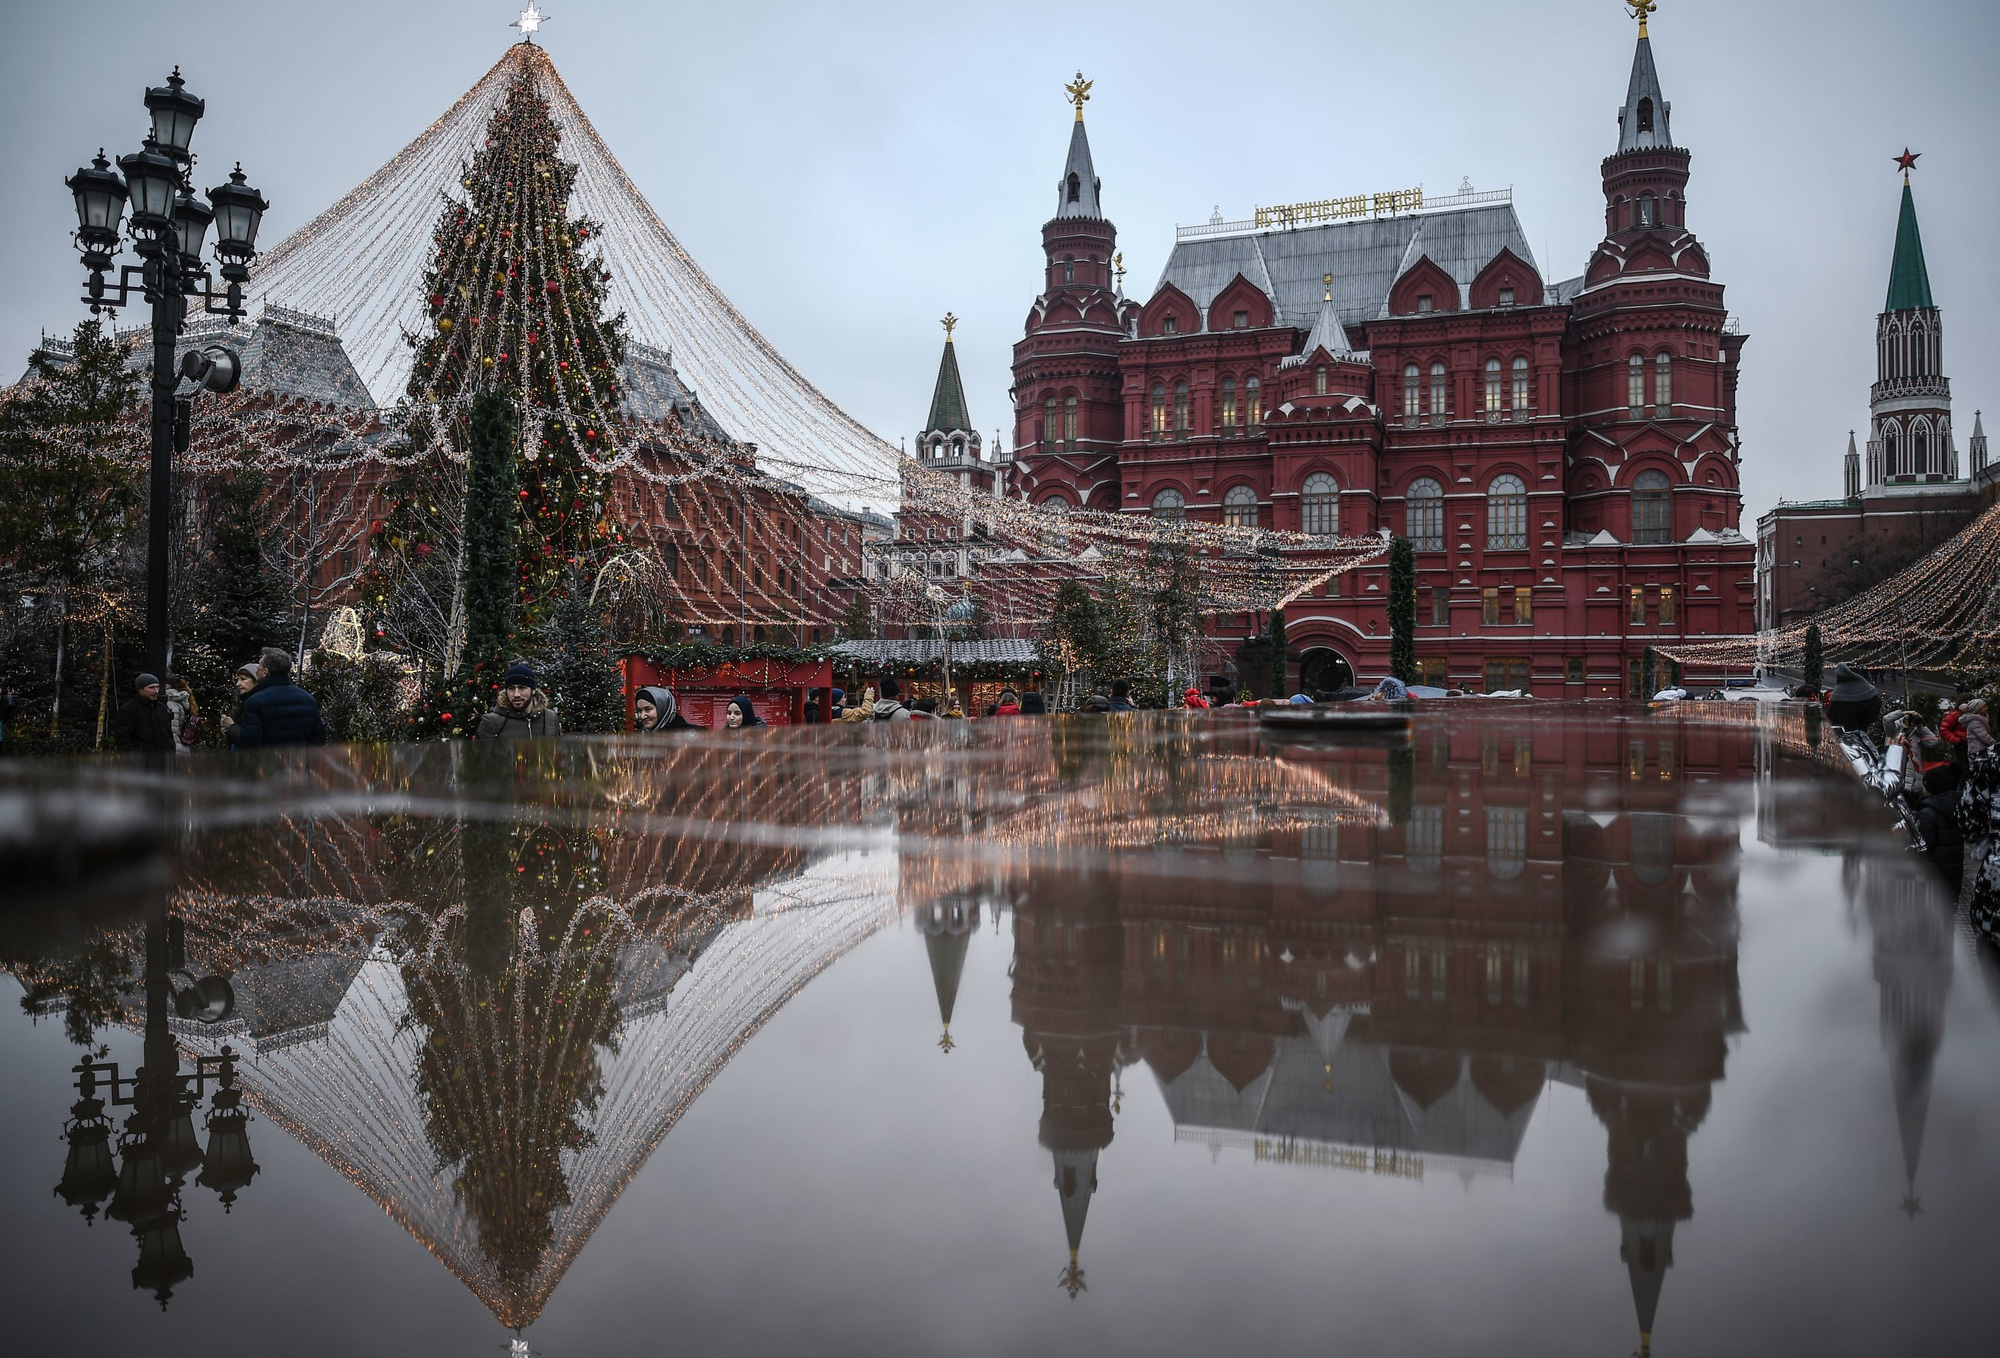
[513, 3, 548, 43]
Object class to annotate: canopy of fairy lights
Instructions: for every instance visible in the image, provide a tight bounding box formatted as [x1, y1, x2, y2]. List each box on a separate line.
[1657, 499, 2000, 679]
[6, 38, 1386, 661]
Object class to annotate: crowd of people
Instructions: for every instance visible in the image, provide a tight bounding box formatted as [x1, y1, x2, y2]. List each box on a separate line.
[112, 647, 328, 753]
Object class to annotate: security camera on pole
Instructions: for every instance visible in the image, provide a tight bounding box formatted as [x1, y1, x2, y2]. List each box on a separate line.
[64, 68, 269, 680]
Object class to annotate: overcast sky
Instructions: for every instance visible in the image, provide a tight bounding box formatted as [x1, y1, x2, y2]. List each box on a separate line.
[4, 0, 1994, 521]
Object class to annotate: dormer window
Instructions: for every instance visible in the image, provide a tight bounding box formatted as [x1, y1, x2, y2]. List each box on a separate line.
[1498, 286, 1515, 307]
[1233, 310, 1248, 328]
[1066, 172, 1080, 203]
[1163, 315, 1178, 335]
[1637, 98, 1654, 134]
[1417, 294, 1434, 314]
[1314, 366, 1327, 395]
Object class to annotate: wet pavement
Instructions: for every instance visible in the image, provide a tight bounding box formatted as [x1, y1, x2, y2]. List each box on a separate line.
[1, 704, 1995, 1356]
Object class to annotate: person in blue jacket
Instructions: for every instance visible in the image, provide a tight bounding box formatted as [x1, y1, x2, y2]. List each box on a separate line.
[231, 647, 328, 749]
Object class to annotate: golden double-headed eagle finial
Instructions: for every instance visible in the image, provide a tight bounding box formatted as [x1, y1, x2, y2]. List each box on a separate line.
[941, 312, 958, 340]
[1627, 0, 1658, 37]
[1065, 72, 1093, 122]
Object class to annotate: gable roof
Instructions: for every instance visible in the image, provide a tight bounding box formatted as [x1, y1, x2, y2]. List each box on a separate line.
[1155, 203, 1539, 332]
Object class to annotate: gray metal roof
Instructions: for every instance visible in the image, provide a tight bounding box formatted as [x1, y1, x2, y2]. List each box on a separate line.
[178, 305, 376, 409]
[618, 339, 736, 443]
[1617, 34, 1674, 153]
[1055, 118, 1104, 220]
[1154, 203, 1540, 331]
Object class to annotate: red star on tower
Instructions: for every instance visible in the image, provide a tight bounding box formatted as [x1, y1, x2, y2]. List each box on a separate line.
[1894, 148, 1920, 182]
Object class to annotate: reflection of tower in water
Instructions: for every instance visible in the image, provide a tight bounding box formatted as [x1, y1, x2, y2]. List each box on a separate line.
[917, 894, 980, 1053]
[1852, 853, 1955, 1218]
[1009, 863, 1127, 1297]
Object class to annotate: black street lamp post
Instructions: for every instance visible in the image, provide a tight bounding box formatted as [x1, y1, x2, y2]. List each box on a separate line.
[65, 68, 268, 679]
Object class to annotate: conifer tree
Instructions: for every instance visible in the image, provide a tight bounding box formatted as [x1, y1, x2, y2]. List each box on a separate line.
[1387, 537, 1416, 683]
[536, 569, 624, 733]
[363, 64, 635, 733]
[1268, 608, 1289, 698]
[1802, 623, 1824, 694]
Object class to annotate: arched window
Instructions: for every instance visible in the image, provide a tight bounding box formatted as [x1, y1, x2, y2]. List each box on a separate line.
[1511, 357, 1530, 419]
[1173, 380, 1191, 434]
[1403, 364, 1421, 428]
[1043, 396, 1056, 448]
[1487, 473, 1527, 550]
[1063, 256, 1076, 285]
[1223, 484, 1259, 528]
[1301, 472, 1339, 536]
[1655, 352, 1673, 411]
[1486, 807, 1527, 881]
[1637, 97, 1654, 134]
[1884, 421, 1902, 477]
[1913, 419, 1932, 476]
[1150, 382, 1166, 437]
[1428, 362, 1447, 425]
[1633, 469, 1672, 544]
[930, 437, 943, 459]
[1638, 193, 1655, 228]
[1484, 357, 1503, 422]
[1066, 172, 1080, 203]
[1064, 394, 1078, 448]
[1246, 375, 1262, 425]
[1315, 365, 1328, 396]
[1628, 354, 1646, 415]
[1220, 376, 1238, 431]
[951, 437, 963, 458]
[1151, 488, 1186, 523]
[1406, 477, 1444, 551]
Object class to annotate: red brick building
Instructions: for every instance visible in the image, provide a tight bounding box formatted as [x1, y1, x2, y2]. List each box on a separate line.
[1010, 16, 1754, 696]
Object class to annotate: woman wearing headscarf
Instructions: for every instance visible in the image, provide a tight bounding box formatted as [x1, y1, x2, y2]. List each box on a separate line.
[723, 696, 766, 728]
[634, 685, 699, 731]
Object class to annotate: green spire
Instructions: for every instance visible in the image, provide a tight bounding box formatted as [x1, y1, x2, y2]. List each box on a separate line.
[1885, 183, 1934, 313]
[924, 317, 972, 434]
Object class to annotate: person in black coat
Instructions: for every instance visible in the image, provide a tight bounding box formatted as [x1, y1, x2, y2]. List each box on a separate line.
[1915, 764, 1966, 894]
[112, 673, 177, 753]
[231, 648, 328, 749]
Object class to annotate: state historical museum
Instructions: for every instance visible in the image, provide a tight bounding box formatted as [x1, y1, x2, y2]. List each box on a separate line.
[1001, 14, 1753, 696]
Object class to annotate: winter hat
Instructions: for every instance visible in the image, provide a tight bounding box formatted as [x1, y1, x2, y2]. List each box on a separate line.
[1290, 693, 1314, 705]
[235, 662, 260, 680]
[134, 673, 160, 693]
[1828, 664, 1878, 703]
[502, 661, 538, 687]
[879, 676, 902, 700]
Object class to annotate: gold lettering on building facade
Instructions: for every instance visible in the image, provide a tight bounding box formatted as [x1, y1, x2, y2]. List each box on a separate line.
[1254, 187, 1425, 230]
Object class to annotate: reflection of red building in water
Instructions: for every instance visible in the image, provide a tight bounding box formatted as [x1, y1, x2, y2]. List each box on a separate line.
[992, 714, 1748, 1352]
[1007, 12, 1753, 696]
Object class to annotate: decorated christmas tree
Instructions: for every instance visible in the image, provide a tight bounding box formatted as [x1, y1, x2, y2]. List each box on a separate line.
[362, 63, 634, 736]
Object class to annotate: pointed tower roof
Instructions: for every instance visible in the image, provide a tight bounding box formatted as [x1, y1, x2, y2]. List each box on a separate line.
[924, 315, 972, 434]
[1885, 182, 1936, 313]
[923, 923, 972, 1042]
[1620, 1215, 1676, 1357]
[1302, 273, 1352, 357]
[1616, 12, 1674, 153]
[1055, 74, 1104, 220]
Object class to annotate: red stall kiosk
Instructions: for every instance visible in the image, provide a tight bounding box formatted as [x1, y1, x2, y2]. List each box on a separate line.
[621, 654, 834, 729]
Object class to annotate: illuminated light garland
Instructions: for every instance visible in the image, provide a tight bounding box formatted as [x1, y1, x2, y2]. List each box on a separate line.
[1657, 499, 2000, 679]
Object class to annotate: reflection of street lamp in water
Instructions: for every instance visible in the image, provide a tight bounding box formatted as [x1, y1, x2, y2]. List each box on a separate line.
[55, 894, 257, 1307]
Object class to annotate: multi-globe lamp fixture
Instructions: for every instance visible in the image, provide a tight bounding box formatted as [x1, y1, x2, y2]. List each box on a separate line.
[62, 66, 270, 679]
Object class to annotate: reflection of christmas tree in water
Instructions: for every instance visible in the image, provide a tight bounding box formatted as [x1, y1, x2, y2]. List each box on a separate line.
[399, 816, 628, 1311]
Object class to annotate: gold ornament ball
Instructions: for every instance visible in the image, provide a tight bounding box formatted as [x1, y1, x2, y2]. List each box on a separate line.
[483, 356, 495, 369]
[437, 318, 453, 332]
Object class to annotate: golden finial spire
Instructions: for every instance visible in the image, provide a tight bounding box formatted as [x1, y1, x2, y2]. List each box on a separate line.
[1324, 272, 1333, 303]
[1628, 0, 1657, 38]
[1060, 1250, 1087, 1298]
[941, 311, 958, 341]
[1114, 252, 1125, 287]
[1064, 71, 1093, 122]
[938, 1023, 955, 1053]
